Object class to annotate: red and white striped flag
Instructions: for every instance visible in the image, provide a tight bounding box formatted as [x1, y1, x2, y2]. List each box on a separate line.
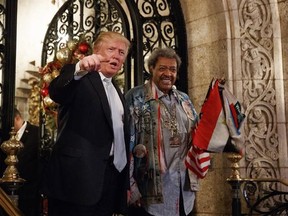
[185, 79, 245, 179]
[185, 145, 210, 179]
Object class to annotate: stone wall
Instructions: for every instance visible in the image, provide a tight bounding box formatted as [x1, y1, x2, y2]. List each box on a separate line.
[180, 0, 288, 215]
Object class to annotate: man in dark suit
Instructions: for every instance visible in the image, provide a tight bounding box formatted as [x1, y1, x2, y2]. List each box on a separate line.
[13, 108, 41, 216]
[45, 31, 131, 216]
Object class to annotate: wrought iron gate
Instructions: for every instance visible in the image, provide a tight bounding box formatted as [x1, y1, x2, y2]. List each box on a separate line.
[41, 0, 188, 92]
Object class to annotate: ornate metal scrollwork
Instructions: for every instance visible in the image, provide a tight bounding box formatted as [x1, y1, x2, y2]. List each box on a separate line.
[242, 179, 288, 215]
[0, 2, 5, 136]
[41, 0, 126, 65]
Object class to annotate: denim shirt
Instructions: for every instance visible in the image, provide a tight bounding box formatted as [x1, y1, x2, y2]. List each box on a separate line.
[125, 81, 200, 215]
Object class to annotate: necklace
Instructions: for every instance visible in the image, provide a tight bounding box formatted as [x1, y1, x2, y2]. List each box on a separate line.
[159, 98, 180, 147]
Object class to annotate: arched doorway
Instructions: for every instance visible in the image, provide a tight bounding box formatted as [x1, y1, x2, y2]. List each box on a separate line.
[41, 0, 188, 91]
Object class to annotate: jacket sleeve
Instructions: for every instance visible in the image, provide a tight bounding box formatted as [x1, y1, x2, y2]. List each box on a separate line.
[125, 88, 142, 204]
[49, 64, 79, 105]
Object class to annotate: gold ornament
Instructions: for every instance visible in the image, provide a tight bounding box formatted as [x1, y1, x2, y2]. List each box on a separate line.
[51, 69, 60, 79]
[56, 47, 72, 64]
[43, 96, 55, 108]
[43, 73, 53, 84]
[67, 39, 78, 50]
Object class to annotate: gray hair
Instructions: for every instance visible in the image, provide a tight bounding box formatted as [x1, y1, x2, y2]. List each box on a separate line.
[147, 47, 182, 71]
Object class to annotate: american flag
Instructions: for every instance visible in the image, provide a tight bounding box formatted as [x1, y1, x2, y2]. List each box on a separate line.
[185, 79, 245, 178]
[185, 145, 210, 179]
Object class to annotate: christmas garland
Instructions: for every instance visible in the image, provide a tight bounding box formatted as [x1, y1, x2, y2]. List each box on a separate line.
[39, 38, 92, 127]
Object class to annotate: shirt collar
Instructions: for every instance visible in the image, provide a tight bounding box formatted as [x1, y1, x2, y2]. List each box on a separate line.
[99, 72, 112, 83]
[16, 121, 27, 141]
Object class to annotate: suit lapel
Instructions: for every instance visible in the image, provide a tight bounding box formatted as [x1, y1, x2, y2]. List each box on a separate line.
[88, 72, 113, 129]
[88, 72, 129, 155]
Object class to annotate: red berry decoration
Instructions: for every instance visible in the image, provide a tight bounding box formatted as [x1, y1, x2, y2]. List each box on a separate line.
[41, 88, 49, 97]
[78, 41, 89, 54]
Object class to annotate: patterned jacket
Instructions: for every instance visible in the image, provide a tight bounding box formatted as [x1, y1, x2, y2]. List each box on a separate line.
[125, 81, 199, 205]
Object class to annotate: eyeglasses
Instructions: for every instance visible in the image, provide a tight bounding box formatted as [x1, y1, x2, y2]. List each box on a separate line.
[157, 66, 177, 73]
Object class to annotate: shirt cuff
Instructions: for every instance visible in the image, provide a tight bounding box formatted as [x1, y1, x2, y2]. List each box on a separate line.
[74, 62, 88, 80]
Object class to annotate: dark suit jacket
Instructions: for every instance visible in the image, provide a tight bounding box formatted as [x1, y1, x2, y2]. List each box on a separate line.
[45, 64, 130, 212]
[17, 122, 41, 216]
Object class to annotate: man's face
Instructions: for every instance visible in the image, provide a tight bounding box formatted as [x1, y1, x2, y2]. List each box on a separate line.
[14, 115, 21, 131]
[95, 40, 128, 77]
[151, 57, 178, 94]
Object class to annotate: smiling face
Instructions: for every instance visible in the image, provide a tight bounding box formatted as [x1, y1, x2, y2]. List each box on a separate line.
[94, 38, 129, 78]
[150, 57, 178, 94]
